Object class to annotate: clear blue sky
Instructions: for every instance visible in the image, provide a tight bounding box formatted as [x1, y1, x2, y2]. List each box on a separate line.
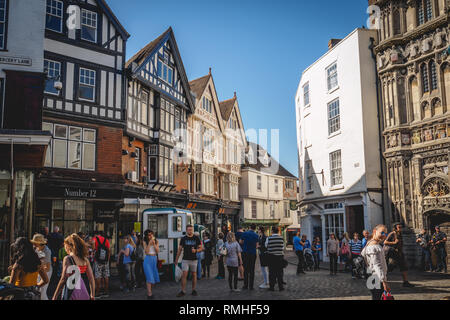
[108, 0, 370, 177]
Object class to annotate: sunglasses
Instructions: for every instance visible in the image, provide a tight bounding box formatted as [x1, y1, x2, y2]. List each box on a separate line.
[381, 232, 388, 236]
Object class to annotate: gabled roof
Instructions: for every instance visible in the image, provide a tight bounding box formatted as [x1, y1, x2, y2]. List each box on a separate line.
[189, 74, 211, 99]
[125, 28, 171, 69]
[98, 0, 130, 39]
[245, 142, 297, 179]
[125, 27, 195, 113]
[219, 94, 237, 121]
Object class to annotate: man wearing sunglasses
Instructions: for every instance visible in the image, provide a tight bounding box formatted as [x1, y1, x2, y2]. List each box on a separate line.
[384, 223, 414, 287]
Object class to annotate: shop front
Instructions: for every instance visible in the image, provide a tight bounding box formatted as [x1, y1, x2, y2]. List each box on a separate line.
[217, 204, 241, 236]
[35, 179, 123, 254]
[187, 199, 219, 239]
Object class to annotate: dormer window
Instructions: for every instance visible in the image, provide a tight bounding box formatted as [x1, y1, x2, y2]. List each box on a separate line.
[81, 9, 97, 43]
[46, 0, 63, 33]
[157, 58, 173, 85]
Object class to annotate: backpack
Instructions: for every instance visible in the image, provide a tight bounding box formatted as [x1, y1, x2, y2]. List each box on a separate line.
[130, 246, 137, 262]
[95, 236, 109, 263]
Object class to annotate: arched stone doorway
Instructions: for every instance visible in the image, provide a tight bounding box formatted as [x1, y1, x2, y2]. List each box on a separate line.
[421, 174, 449, 272]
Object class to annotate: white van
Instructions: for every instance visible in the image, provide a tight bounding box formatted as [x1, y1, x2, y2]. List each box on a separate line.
[141, 208, 193, 280]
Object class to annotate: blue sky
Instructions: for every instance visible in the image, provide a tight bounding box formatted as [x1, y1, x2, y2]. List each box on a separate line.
[108, 0, 370, 177]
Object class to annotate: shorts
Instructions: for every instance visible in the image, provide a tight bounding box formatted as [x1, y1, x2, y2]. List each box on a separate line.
[94, 262, 110, 279]
[181, 260, 198, 273]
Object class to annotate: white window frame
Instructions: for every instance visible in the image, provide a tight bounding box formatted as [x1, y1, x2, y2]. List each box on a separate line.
[79, 67, 96, 102]
[326, 62, 338, 92]
[157, 59, 173, 85]
[0, 0, 7, 50]
[44, 59, 62, 96]
[45, 0, 63, 33]
[328, 98, 340, 135]
[303, 82, 310, 107]
[330, 150, 342, 187]
[81, 9, 97, 43]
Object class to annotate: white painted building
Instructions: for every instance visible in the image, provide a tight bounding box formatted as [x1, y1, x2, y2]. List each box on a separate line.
[295, 28, 385, 260]
[240, 143, 299, 241]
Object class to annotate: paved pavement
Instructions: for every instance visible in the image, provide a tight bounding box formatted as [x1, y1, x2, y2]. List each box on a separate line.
[104, 251, 450, 300]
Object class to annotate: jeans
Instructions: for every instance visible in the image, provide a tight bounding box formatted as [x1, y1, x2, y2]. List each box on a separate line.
[217, 255, 225, 278]
[260, 266, 268, 285]
[370, 288, 384, 300]
[421, 248, 432, 271]
[436, 247, 447, 271]
[313, 254, 320, 270]
[295, 250, 304, 273]
[227, 266, 238, 290]
[268, 255, 284, 290]
[135, 259, 145, 287]
[124, 262, 135, 289]
[329, 253, 338, 274]
[242, 252, 257, 289]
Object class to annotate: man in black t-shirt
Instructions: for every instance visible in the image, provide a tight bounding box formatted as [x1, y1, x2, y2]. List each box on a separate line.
[175, 224, 202, 297]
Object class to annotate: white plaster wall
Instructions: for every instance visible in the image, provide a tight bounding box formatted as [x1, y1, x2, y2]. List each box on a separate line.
[295, 28, 380, 200]
[0, 0, 45, 77]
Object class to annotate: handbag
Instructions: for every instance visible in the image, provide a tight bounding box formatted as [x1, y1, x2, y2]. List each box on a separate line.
[282, 258, 289, 269]
[62, 256, 90, 300]
[382, 291, 395, 300]
[220, 245, 228, 256]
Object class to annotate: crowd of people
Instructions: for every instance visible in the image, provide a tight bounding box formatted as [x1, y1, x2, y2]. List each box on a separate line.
[2, 221, 447, 300]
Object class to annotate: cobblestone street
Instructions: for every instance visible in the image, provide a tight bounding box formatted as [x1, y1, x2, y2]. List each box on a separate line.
[104, 251, 450, 300]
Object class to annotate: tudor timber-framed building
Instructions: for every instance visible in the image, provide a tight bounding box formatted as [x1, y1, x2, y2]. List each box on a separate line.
[120, 27, 195, 237]
[36, 0, 129, 253]
[369, 0, 449, 269]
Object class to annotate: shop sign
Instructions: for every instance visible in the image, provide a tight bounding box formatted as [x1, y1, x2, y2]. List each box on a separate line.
[290, 200, 298, 211]
[64, 188, 97, 198]
[134, 222, 141, 233]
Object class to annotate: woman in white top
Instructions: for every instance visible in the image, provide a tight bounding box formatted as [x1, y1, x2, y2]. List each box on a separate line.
[143, 229, 160, 299]
[361, 225, 391, 300]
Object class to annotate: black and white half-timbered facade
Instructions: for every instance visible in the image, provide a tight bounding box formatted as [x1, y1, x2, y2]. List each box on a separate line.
[36, 0, 130, 243]
[122, 27, 195, 214]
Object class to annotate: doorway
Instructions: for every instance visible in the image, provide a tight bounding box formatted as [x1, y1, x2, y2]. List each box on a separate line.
[428, 212, 450, 273]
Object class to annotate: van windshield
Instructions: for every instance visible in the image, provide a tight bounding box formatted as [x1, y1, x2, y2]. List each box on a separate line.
[147, 215, 168, 238]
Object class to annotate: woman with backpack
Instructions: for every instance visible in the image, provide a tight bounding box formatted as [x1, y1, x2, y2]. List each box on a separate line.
[225, 232, 243, 292]
[52, 234, 95, 300]
[215, 233, 226, 280]
[134, 234, 145, 288]
[202, 233, 213, 278]
[143, 229, 160, 299]
[120, 235, 136, 293]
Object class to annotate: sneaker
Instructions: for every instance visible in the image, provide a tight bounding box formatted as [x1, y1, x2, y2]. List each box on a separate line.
[147, 295, 154, 300]
[176, 291, 186, 298]
[233, 288, 241, 292]
[403, 281, 415, 288]
[259, 283, 269, 289]
[191, 290, 198, 296]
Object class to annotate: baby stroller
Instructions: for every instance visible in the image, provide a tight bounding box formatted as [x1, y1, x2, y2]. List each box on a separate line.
[303, 248, 315, 271]
[352, 255, 367, 279]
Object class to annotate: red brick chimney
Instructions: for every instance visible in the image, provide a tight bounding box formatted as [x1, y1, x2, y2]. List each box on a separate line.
[328, 39, 342, 50]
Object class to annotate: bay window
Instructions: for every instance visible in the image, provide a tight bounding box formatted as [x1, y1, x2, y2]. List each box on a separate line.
[43, 122, 96, 171]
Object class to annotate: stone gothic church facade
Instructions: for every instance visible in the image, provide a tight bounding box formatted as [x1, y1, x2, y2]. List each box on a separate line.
[370, 0, 449, 268]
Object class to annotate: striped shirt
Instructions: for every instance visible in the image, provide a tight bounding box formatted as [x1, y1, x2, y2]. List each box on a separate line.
[265, 234, 285, 256]
[349, 239, 362, 255]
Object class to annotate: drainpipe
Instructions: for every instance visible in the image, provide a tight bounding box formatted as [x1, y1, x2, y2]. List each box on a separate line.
[369, 37, 386, 225]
